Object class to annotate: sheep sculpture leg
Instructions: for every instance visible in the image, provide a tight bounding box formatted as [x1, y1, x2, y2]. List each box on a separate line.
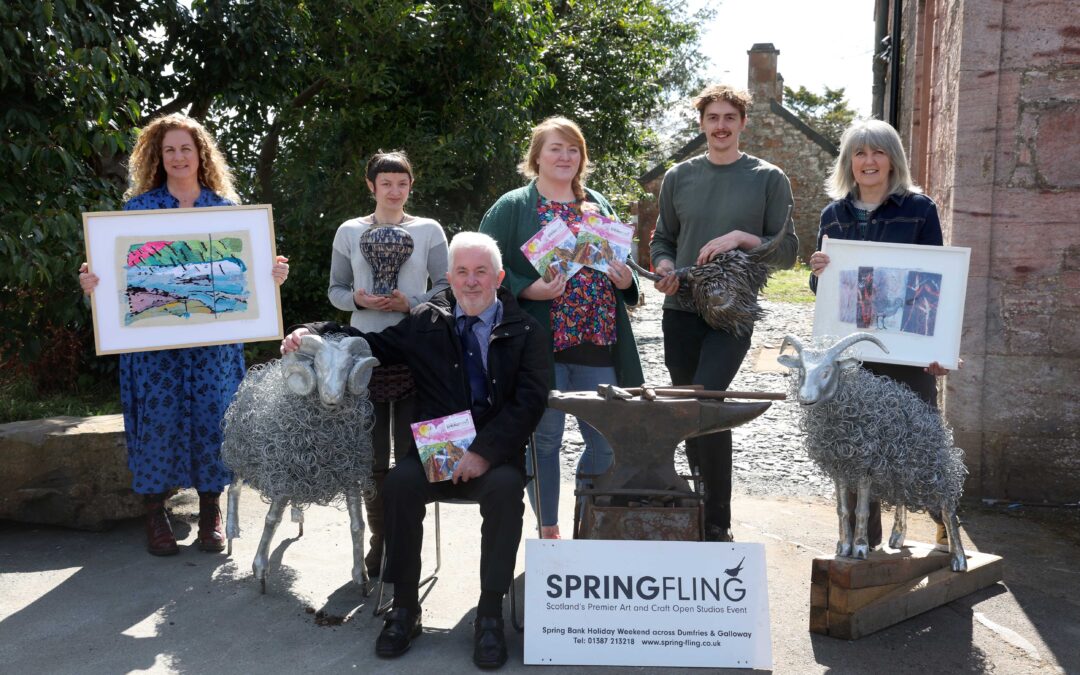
[226, 479, 243, 556]
[835, 479, 853, 557]
[345, 487, 369, 593]
[852, 475, 872, 560]
[942, 506, 968, 572]
[889, 504, 908, 549]
[253, 497, 289, 594]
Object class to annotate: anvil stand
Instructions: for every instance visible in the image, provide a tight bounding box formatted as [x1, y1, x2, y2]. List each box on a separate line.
[547, 389, 772, 542]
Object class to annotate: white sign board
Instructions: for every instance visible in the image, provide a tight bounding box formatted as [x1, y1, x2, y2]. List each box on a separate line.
[525, 540, 772, 669]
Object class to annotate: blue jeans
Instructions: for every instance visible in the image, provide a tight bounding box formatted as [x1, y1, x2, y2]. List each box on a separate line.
[527, 362, 616, 527]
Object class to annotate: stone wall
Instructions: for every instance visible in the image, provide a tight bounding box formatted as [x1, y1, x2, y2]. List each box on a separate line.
[0, 415, 142, 529]
[739, 100, 838, 264]
[899, 0, 1080, 502]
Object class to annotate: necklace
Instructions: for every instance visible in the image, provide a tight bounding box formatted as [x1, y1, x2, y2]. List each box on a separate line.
[371, 212, 408, 227]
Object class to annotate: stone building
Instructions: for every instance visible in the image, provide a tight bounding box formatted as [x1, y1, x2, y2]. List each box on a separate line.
[634, 44, 837, 266]
[885, 0, 1079, 503]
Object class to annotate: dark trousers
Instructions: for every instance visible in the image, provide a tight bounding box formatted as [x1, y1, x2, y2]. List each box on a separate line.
[382, 454, 525, 596]
[371, 396, 416, 473]
[852, 362, 940, 546]
[662, 310, 752, 529]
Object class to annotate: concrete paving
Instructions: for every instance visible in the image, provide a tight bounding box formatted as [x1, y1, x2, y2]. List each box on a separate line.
[1, 482, 1077, 674]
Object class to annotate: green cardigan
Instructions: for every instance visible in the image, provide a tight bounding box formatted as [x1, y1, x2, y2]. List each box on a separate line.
[478, 181, 645, 388]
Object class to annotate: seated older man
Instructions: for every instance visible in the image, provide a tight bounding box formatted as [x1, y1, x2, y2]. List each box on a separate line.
[282, 232, 548, 669]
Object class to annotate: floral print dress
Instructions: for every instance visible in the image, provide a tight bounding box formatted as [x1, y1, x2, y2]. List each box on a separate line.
[536, 196, 617, 356]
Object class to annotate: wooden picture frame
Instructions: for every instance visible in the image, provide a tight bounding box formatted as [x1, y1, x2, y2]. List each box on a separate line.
[83, 204, 282, 355]
[813, 239, 970, 369]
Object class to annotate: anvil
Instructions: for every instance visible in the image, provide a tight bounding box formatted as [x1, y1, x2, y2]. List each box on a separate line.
[548, 390, 772, 497]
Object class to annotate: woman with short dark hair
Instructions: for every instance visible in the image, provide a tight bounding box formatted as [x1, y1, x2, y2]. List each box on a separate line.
[327, 150, 448, 575]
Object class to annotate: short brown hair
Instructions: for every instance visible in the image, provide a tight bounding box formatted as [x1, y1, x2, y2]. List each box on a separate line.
[693, 85, 753, 121]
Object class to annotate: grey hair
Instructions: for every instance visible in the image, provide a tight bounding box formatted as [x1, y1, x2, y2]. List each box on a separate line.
[220, 347, 376, 507]
[825, 119, 923, 201]
[449, 231, 503, 274]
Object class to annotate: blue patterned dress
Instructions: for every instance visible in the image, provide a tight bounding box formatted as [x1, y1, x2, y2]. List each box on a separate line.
[120, 185, 244, 494]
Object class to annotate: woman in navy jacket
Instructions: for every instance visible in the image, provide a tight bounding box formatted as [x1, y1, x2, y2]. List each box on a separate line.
[808, 119, 953, 548]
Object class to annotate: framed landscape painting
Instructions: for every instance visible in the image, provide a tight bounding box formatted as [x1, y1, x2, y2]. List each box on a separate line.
[812, 239, 970, 369]
[83, 204, 282, 355]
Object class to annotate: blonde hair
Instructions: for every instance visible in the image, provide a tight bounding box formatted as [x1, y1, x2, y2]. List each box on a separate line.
[693, 84, 753, 120]
[124, 113, 239, 203]
[826, 119, 922, 201]
[517, 116, 591, 202]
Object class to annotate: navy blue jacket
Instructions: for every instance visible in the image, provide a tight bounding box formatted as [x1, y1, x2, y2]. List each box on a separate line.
[810, 192, 942, 292]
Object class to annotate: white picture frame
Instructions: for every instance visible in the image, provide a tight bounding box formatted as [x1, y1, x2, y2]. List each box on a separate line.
[83, 204, 282, 355]
[813, 239, 970, 369]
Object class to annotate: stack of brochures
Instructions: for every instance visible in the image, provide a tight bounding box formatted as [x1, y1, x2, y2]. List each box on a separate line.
[520, 214, 634, 281]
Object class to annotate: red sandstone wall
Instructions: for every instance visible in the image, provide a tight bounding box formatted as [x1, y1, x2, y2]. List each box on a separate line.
[904, 0, 1080, 502]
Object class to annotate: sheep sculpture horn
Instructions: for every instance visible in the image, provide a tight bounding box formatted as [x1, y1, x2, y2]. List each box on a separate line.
[779, 334, 804, 356]
[824, 331, 889, 362]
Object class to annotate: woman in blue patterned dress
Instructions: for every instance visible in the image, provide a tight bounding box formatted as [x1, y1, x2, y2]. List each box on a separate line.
[79, 113, 289, 556]
[480, 117, 644, 539]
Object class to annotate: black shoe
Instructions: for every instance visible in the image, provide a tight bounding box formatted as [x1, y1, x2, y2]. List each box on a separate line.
[704, 524, 734, 542]
[375, 607, 421, 658]
[473, 616, 508, 669]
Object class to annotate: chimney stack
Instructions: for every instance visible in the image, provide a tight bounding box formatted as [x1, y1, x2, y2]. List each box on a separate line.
[747, 43, 780, 101]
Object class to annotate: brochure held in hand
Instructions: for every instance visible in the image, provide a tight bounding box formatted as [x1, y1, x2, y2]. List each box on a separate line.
[411, 410, 477, 482]
[520, 217, 583, 282]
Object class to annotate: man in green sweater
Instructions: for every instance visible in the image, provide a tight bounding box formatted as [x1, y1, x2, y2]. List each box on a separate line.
[650, 84, 798, 542]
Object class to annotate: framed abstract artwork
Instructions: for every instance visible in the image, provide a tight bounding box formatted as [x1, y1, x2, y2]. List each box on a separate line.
[812, 239, 970, 369]
[82, 204, 282, 355]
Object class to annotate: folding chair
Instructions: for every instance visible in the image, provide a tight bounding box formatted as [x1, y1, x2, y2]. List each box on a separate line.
[373, 434, 542, 632]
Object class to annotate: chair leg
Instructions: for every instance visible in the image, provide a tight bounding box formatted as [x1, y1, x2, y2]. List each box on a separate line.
[372, 501, 443, 617]
[510, 575, 523, 632]
[529, 433, 543, 539]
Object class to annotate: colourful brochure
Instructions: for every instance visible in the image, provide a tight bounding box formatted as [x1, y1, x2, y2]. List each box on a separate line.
[411, 410, 476, 482]
[520, 217, 583, 282]
[573, 212, 633, 273]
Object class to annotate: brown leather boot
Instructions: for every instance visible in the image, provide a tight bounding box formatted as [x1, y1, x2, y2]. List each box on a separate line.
[145, 499, 179, 556]
[197, 492, 226, 552]
[364, 473, 387, 577]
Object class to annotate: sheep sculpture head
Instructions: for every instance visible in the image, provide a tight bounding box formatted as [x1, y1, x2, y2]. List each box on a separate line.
[282, 334, 380, 407]
[778, 332, 889, 406]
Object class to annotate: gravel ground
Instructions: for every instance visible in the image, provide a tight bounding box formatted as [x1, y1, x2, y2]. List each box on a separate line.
[554, 284, 834, 499]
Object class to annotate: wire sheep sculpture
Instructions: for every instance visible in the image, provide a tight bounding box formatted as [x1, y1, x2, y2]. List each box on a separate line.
[777, 332, 969, 572]
[628, 208, 793, 337]
[221, 333, 379, 592]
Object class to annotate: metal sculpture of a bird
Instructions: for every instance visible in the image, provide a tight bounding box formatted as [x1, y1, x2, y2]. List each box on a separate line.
[629, 206, 794, 337]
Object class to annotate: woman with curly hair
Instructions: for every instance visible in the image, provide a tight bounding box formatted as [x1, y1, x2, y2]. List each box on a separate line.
[479, 116, 643, 539]
[79, 113, 289, 556]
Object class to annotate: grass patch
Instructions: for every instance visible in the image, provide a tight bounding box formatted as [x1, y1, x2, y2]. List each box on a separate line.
[0, 374, 122, 424]
[763, 264, 815, 304]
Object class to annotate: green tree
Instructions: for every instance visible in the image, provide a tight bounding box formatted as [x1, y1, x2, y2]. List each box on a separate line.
[1, 0, 703, 392]
[1, 0, 148, 387]
[783, 85, 857, 147]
